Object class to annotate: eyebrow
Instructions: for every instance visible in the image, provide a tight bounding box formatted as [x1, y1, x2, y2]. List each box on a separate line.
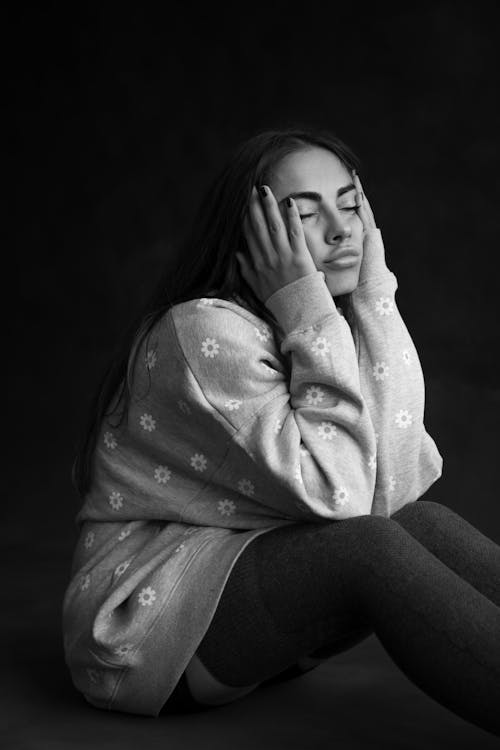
[278, 182, 356, 206]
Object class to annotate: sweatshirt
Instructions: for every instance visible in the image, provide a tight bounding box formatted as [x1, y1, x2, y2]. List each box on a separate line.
[62, 228, 443, 716]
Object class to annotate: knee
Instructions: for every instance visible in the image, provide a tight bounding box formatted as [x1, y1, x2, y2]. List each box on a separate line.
[315, 515, 412, 578]
[413, 499, 447, 516]
[394, 499, 450, 523]
[322, 513, 405, 550]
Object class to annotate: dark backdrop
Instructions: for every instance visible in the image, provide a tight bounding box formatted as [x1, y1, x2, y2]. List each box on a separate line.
[4, 1, 500, 744]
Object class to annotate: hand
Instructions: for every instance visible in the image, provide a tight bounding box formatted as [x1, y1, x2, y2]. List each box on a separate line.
[352, 170, 377, 232]
[237, 185, 318, 305]
[352, 170, 387, 284]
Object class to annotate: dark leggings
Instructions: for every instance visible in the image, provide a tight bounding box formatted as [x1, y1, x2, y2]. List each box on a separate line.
[162, 499, 500, 736]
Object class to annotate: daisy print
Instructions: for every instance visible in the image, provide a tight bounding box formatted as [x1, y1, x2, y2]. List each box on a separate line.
[139, 413, 156, 432]
[225, 399, 242, 411]
[196, 297, 216, 308]
[109, 491, 124, 511]
[103, 431, 117, 450]
[87, 668, 100, 684]
[201, 337, 219, 358]
[118, 528, 131, 541]
[305, 385, 326, 405]
[138, 586, 157, 607]
[395, 409, 413, 429]
[372, 361, 389, 381]
[318, 421, 338, 440]
[238, 478, 255, 497]
[154, 465, 172, 484]
[217, 499, 236, 517]
[80, 574, 91, 591]
[115, 559, 132, 578]
[375, 296, 395, 316]
[311, 336, 331, 357]
[254, 324, 272, 342]
[388, 475, 396, 492]
[402, 349, 412, 366]
[114, 643, 134, 657]
[84, 531, 95, 549]
[145, 349, 157, 370]
[332, 487, 349, 507]
[178, 399, 192, 415]
[190, 453, 207, 472]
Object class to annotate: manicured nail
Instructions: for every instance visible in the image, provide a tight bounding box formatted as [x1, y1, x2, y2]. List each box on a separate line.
[259, 185, 267, 198]
[286, 196, 293, 207]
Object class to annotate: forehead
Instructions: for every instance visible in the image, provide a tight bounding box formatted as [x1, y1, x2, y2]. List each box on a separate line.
[269, 147, 350, 199]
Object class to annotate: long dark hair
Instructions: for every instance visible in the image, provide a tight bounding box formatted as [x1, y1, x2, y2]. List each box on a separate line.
[73, 125, 362, 497]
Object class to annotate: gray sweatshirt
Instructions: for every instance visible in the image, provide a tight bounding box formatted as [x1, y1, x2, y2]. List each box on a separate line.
[62, 228, 443, 716]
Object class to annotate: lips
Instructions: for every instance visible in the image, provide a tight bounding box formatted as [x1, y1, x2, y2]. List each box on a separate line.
[325, 246, 360, 263]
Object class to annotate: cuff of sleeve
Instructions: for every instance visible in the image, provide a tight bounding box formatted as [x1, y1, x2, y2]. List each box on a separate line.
[356, 228, 391, 287]
[264, 270, 339, 337]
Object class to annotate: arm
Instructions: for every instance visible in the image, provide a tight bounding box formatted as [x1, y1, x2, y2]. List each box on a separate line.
[171, 270, 378, 522]
[348, 174, 443, 507]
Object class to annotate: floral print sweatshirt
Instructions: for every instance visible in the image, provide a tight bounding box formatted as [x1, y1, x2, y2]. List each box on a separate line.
[62, 228, 443, 716]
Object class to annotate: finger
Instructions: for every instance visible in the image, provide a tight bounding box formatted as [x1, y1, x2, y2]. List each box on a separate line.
[363, 194, 376, 227]
[351, 172, 368, 229]
[352, 169, 364, 203]
[247, 185, 280, 265]
[352, 170, 376, 228]
[357, 189, 376, 227]
[258, 185, 295, 261]
[284, 196, 310, 256]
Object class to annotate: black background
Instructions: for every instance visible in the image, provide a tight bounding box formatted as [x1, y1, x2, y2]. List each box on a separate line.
[4, 2, 500, 746]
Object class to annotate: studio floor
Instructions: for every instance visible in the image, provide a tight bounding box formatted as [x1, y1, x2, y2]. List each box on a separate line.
[3, 379, 500, 749]
[2, 621, 499, 749]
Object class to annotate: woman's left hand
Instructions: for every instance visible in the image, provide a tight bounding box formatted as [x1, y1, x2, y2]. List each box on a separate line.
[352, 170, 388, 283]
[353, 170, 377, 231]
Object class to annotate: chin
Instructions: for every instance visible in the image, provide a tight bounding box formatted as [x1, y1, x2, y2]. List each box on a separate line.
[325, 269, 360, 297]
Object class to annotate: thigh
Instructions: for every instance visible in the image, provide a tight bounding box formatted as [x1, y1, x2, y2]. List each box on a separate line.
[197, 516, 382, 683]
[391, 499, 500, 606]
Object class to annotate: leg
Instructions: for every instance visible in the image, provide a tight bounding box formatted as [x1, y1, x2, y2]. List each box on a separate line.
[195, 516, 500, 736]
[391, 500, 500, 606]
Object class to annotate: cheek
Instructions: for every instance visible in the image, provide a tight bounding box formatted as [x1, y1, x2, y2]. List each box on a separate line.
[301, 231, 323, 261]
[352, 214, 364, 235]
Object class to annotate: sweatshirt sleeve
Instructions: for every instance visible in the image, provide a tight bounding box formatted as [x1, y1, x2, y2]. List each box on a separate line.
[170, 270, 378, 522]
[348, 228, 444, 511]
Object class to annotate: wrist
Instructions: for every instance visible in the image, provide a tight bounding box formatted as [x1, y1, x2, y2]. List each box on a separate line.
[357, 227, 389, 285]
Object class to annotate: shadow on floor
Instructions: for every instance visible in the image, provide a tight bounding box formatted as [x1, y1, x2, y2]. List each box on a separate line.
[2, 378, 500, 748]
[2, 615, 499, 749]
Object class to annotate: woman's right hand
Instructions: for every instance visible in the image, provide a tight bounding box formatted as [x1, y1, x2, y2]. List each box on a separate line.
[236, 185, 318, 305]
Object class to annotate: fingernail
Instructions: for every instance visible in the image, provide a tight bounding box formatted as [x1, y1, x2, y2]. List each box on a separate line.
[259, 185, 267, 198]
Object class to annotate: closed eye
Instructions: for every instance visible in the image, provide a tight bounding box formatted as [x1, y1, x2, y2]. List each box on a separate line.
[299, 205, 358, 221]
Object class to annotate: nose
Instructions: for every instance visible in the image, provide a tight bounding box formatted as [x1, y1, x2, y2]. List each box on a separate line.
[326, 209, 352, 244]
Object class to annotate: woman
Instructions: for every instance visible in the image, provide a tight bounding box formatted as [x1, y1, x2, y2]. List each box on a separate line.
[63, 127, 500, 736]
